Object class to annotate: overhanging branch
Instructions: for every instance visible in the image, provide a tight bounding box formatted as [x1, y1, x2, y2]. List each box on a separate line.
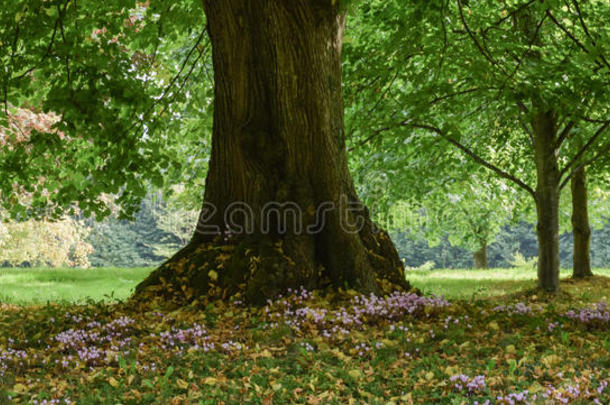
[411, 123, 536, 198]
[547, 10, 610, 72]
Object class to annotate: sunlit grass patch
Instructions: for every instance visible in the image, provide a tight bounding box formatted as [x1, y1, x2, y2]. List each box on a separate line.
[0, 267, 153, 305]
[407, 268, 610, 301]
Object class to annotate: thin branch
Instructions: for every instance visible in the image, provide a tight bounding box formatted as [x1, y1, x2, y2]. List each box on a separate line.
[546, 10, 610, 72]
[57, 1, 71, 83]
[560, 142, 610, 189]
[481, 0, 537, 34]
[347, 118, 412, 152]
[148, 41, 208, 132]
[411, 123, 536, 197]
[499, 13, 547, 91]
[348, 86, 484, 151]
[13, 15, 61, 81]
[555, 120, 574, 149]
[546, 11, 586, 51]
[438, 0, 448, 72]
[579, 116, 610, 124]
[120, 27, 208, 139]
[560, 120, 609, 178]
[571, 0, 591, 37]
[121, 32, 211, 155]
[518, 115, 534, 143]
[367, 69, 399, 114]
[457, 0, 498, 67]
[429, 87, 480, 104]
[571, 0, 610, 70]
[516, 100, 529, 114]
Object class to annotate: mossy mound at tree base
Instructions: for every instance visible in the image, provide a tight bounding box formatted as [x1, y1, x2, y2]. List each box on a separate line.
[131, 235, 413, 307]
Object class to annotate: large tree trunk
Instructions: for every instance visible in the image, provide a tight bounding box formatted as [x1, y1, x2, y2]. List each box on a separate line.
[571, 167, 593, 278]
[135, 0, 409, 304]
[532, 110, 560, 292]
[473, 240, 487, 269]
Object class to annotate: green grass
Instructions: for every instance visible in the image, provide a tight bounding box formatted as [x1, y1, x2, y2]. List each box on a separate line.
[0, 267, 153, 304]
[408, 267, 610, 300]
[0, 266, 608, 304]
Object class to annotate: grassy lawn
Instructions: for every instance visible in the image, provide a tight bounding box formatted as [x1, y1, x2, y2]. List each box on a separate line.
[408, 267, 610, 301]
[1, 267, 609, 305]
[0, 267, 153, 305]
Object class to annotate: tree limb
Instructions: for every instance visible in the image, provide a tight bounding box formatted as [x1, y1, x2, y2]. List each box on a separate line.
[546, 10, 610, 72]
[516, 101, 529, 114]
[482, 0, 537, 34]
[555, 120, 574, 149]
[347, 118, 412, 152]
[457, 0, 498, 67]
[57, 1, 72, 83]
[411, 123, 536, 197]
[499, 13, 547, 91]
[560, 120, 609, 178]
[571, 0, 610, 71]
[429, 87, 480, 104]
[560, 142, 610, 190]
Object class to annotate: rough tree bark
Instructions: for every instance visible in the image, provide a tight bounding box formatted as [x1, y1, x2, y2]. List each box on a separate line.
[532, 110, 560, 292]
[135, 0, 409, 304]
[571, 167, 593, 278]
[473, 240, 487, 269]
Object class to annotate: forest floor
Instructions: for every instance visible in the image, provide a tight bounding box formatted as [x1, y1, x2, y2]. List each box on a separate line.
[0, 269, 608, 404]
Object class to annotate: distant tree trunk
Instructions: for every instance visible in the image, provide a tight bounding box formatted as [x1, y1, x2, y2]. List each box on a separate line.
[473, 240, 487, 269]
[532, 110, 560, 292]
[571, 167, 592, 278]
[512, 10, 560, 292]
[135, 0, 409, 304]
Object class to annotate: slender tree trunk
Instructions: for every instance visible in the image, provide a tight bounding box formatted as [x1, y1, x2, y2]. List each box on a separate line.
[512, 6, 560, 292]
[571, 167, 593, 278]
[473, 240, 487, 269]
[135, 0, 409, 304]
[532, 110, 560, 292]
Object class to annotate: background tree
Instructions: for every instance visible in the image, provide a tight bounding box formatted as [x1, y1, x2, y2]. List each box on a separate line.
[349, 135, 529, 269]
[343, 0, 610, 292]
[0, 209, 93, 267]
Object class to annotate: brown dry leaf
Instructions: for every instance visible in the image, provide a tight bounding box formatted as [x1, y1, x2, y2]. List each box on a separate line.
[541, 354, 562, 368]
[107, 377, 120, 388]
